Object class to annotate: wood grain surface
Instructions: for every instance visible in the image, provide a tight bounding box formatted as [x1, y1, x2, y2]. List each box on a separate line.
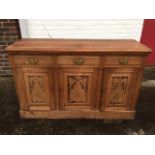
[7, 39, 151, 119]
[6, 39, 151, 54]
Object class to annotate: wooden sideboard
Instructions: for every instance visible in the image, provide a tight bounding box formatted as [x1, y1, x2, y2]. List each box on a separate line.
[6, 39, 151, 119]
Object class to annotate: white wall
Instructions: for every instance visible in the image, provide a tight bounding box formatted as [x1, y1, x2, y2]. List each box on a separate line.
[20, 19, 144, 41]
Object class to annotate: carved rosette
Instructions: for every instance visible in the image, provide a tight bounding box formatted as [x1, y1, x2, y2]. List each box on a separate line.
[109, 76, 128, 105]
[67, 76, 88, 103]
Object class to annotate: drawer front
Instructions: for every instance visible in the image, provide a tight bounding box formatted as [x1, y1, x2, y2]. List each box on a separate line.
[57, 56, 100, 66]
[103, 56, 144, 66]
[14, 55, 54, 66]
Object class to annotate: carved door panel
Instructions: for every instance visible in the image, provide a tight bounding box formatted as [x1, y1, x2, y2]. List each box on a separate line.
[21, 68, 54, 111]
[101, 69, 136, 111]
[59, 68, 97, 110]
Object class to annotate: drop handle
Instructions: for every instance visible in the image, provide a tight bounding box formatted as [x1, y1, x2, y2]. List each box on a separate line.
[119, 59, 128, 65]
[73, 58, 84, 65]
[28, 58, 39, 65]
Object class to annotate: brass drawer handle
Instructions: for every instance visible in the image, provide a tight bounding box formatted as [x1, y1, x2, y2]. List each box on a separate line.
[28, 58, 39, 65]
[119, 59, 128, 65]
[73, 58, 84, 65]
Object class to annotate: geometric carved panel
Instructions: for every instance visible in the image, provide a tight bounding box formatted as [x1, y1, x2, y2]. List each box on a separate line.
[67, 76, 88, 103]
[28, 75, 46, 104]
[109, 76, 128, 105]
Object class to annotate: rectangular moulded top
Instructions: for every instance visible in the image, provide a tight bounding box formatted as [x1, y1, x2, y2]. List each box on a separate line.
[6, 39, 152, 55]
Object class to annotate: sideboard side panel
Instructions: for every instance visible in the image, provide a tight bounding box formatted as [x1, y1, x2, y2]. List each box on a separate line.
[9, 56, 28, 110]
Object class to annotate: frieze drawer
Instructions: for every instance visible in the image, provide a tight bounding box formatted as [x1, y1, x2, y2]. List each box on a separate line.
[57, 56, 100, 66]
[14, 55, 54, 66]
[103, 56, 144, 67]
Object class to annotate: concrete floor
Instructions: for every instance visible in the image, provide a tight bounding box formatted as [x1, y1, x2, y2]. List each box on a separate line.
[0, 67, 155, 135]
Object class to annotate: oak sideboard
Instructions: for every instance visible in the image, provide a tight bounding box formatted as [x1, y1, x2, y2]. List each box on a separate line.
[6, 39, 151, 119]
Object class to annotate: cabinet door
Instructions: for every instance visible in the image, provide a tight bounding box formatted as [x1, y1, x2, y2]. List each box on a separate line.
[21, 68, 54, 111]
[59, 68, 98, 110]
[101, 68, 137, 111]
